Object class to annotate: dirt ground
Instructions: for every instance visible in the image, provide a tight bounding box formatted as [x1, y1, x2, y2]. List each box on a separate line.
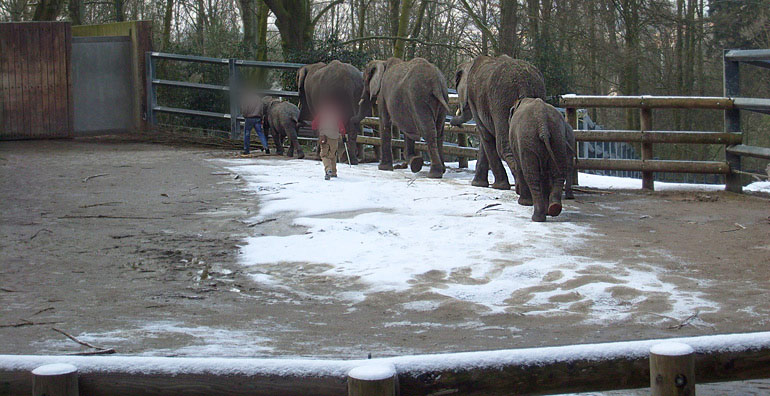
[1, 139, 769, 394]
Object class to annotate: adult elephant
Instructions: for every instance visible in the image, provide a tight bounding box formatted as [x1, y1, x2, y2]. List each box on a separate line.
[297, 60, 366, 164]
[262, 97, 304, 159]
[450, 55, 546, 190]
[354, 57, 450, 179]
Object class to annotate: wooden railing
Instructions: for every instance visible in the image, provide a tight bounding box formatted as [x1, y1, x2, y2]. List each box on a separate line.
[3, 331, 770, 396]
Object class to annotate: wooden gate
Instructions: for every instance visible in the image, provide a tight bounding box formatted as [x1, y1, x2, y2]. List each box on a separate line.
[0, 22, 73, 140]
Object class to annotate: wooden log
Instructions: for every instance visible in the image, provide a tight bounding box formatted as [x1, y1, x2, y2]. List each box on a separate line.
[576, 159, 729, 174]
[558, 95, 733, 109]
[574, 130, 743, 145]
[640, 108, 654, 190]
[347, 365, 396, 396]
[32, 363, 79, 396]
[649, 342, 696, 396]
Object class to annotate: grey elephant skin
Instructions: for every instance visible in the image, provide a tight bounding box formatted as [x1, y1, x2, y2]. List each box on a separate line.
[262, 97, 304, 159]
[355, 57, 450, 178]
[450, 55, 546, 189]
[508, 98, 571, 222]
[297, 60, 366, 164]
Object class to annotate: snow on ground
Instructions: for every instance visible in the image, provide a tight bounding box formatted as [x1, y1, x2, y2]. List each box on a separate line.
[745, 181, 770, 194]
[223, 158, 717, 323]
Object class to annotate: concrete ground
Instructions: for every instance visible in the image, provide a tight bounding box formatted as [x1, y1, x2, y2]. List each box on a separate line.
[1, 138, 769, 394]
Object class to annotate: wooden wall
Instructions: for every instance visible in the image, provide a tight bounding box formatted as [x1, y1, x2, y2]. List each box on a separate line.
[0, 22, 73, 140]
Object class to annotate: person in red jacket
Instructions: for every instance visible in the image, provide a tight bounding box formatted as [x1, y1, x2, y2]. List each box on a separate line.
[312, 102, 347, 180]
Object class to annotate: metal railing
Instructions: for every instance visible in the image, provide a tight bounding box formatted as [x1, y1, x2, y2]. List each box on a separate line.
[145, 52, 304, 140]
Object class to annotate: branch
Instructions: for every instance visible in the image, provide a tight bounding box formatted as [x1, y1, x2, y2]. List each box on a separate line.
[311, 0, 344, 26]
[457, 0, 498, 50]
[339, 35, 467, 50]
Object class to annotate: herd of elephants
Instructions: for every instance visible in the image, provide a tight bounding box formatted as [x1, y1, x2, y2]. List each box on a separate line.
[258, 55, 575, 222]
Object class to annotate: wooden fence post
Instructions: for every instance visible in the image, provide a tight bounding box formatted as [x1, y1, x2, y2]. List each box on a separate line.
[566, 108, 578, 186]
[640, 108, 654, 190]
[347, 364, 397, 396]
[649, 342, 695, 396]
[724, 50, 742, 193]
[32, 364, 79, 396]
[228, 58, 240, 141]
[457, 129, 469, 168]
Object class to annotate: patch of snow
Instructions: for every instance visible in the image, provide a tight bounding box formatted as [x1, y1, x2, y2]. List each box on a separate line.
[221, 158, 717, 323]
[650, 342, 694, 356]
[745, 181, 770, 194]
[31, 363, 77, 375]
[577, 172, 723, 191]
[348, 364, 396, 380]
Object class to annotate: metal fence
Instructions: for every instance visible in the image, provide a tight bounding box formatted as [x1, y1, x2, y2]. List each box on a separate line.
[145, 52, 304, 141]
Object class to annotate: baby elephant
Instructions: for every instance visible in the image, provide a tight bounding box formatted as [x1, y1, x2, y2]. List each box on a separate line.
[509, 98, 571, 222]
[262, 97, 304, 159]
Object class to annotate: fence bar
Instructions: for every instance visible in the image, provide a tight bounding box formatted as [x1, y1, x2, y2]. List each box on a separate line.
[236, 59, 305, 69]
[228, 59, 239, 140]
[640, 108, 654, 190]
[145, 52, 156, 127]
[574, 130, 743, 144]
[154, 105, 229, 119]
[559, 95, 733, 109]
[724, 49, 770, 61]
[733, 98, 770, 114]
[153, 79, 229, 91]
[32, 364, 79, 396]
[5, 331, 770, 396]
[578, 158, 729, 174]
[356, 135, 477, 158]
[726, 144, 770, 161]
[149, 52, 229, 64]
[724, 50, 743, 193]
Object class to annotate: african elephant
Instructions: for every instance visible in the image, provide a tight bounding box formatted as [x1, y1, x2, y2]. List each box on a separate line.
[508, 98, 571, 222]
[297, 60, 366, 164]
[262, 97, 304, 159]
[354, 57, 450, 178]
[450, 55, 546, 190]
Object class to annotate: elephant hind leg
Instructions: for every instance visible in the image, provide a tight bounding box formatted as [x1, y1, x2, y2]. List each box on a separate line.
[521, 151, 547, 222]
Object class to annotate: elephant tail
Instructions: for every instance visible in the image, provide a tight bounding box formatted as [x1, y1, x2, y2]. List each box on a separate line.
[433, 87, 450, 113]
[537, 105, 562, 175]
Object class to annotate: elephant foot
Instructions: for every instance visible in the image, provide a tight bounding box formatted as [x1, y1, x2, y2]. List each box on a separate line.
[564, 190, 575, 200]
[531, 212, 547, 222]
[518, 197, 534, 206]
[547, 202, 563, 217]
[394, 162, 408, 169]
[349, 157, 359, 165]
[297, 151, 305, 160]
[379, 163, 394, 171]
[491, 181, 511, 190]
[471, 178, 489, 188]
[427, 168, 444, 179]
[409, 156, 423, 173]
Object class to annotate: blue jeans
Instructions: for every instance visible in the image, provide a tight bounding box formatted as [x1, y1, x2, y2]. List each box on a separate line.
[244, 116, 268, 153]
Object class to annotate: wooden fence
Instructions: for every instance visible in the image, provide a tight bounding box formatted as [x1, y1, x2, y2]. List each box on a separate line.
[2, 331, 770, 395]
[0, 22, 73, 139]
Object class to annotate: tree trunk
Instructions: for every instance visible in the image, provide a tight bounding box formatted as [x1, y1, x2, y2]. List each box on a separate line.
[161, 0, 174, 50]
[263, 0, 313, 60]
[32, 0, 64, 20]
[393, 0, 413, 58]
[406, 0, 427, 59]
[114, 0, 124, 21]
[357, 0, 366, 51]
[499, 0, 518, 56]
[238, 0, 256, 56]
[68, 0, 83, 25]
[480, 0, 488, 55]
[527, 0, 540, 61]
[256, 0, 268, 60]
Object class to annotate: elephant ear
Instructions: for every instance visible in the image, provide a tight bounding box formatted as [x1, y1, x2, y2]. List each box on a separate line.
[366, 61, 385, 101]
[297, 67, 308, 96]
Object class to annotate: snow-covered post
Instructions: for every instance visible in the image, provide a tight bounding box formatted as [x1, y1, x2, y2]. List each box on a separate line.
[566, 107, 579, 186]
[32, 363, 79, 396]
[649, 342, 695, 396]
[347, 364, 397, 396]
